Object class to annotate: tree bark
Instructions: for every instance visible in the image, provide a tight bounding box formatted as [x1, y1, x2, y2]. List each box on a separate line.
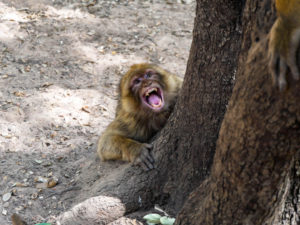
[277, 156, 300, 225]
[57, 0, 300, 224]
[152, 0, 243, 213]
[175, 0, 300, 224]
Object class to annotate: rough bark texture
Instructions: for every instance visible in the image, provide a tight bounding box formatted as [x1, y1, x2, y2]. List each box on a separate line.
[152, 0, 243, 213]
[175, 0, 300, 223]
[277, 156, 300, 225]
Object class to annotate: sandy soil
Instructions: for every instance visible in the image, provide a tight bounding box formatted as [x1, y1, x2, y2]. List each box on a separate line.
[0, 0, 194, 224]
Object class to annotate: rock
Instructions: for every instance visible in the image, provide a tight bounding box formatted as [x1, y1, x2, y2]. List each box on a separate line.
[2, 192, 11, 202]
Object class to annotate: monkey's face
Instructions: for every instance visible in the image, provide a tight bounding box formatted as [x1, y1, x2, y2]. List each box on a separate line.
[132, 69, 165, 112]
[121, 66, 166, 113]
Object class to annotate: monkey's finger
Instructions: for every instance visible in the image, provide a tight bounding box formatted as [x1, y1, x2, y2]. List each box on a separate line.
[268, 52, 280, 87]
[288, 34, 300, 81]
[136, 157, 153, 171]
[146, 151, 155, 163]
[287, 56, 300, 81]
[141, 158, 154, 171]
[141, 148, 155, 164]
[144, 143, 153, 150]
[134, 157, 149, 171]
[278, 59, 287, 91]
[134, 152, 154, 171]
[140, 161, 151, 171]
[140, 153, 154, 170]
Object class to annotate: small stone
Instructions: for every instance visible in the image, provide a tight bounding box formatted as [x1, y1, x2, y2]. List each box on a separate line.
[2, 209, 7, 215]
[31, 193, 38, 199]
[34, 176, 48, 183]
[2, 192, 11, 202]
[47, 177, 58, 188]
[15, 205, 23, 211]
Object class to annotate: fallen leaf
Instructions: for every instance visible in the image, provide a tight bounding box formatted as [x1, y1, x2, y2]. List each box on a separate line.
[50, 132, 57, 138]
[36, 183, 48, 189]
[14, 91, 26, 97]
[42, 82, 53, 88]
[13, 182, 28, 187]
[47, 177, 58, 188]
[24, 65, 31, 72]
[81, 106, 90, 113]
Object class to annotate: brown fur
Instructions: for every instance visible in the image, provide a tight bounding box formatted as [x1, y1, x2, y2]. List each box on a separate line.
[97, 63, 182, 169]
[268, 0, 300, 90]
[11, 214, 27, 225]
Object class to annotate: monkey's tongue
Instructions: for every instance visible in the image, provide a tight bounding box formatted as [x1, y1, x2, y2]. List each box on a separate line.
[148, 94, 162, 107]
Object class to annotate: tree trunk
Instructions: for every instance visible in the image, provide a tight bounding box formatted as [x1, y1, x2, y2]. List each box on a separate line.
[175, 0, 300, 224]
[277, 156, 300, 225]
[57, 0, 300, 224]
[151, 0, 243, 213]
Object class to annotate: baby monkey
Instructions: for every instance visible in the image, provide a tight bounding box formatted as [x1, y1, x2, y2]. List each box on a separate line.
[97, 63, 183, 170]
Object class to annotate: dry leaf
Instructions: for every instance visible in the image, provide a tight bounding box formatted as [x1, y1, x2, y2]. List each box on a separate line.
[81, 106, 90, 113]
[24, 65, 31, 72]
[13, 182, 28, 187]
[47, 177, 58, 188]
[14, 91, 26, 97]
[42, 82, 53, 88]
[36, 183, 48, 189]
[50, 132, 57, 138]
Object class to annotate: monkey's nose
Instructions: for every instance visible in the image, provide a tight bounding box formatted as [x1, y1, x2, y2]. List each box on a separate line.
[143, 81, 152, 87]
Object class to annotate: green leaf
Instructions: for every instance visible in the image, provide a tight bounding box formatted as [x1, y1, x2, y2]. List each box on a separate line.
[160, 216, 175, 225]
[143, 213, 162, 223]
[146, 222, 156, 225]
[34, 223, 52, 225]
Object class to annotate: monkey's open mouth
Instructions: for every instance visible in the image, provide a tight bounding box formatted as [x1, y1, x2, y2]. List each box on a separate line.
[142, 87, 164, 111]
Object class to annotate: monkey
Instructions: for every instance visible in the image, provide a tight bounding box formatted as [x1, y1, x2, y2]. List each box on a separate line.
[268, 0, 300, 90]
[11, 213, 27, 225]
[97, 63, 183, 170]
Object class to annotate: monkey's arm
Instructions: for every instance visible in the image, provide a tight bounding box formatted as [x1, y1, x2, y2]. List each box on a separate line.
[97, 132, 154, 170]
[268, 0, 300, 90]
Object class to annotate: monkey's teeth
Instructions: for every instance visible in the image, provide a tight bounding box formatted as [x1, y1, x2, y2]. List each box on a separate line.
[145, 88, 158, 97]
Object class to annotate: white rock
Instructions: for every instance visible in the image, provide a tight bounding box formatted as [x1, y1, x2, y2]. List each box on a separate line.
[2, 192, 11, 202]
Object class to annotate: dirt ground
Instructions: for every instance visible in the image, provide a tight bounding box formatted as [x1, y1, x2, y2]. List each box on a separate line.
[0, 0, 194, 224]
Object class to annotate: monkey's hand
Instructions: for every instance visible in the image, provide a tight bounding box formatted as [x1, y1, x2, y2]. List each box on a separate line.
[133, 143, 155, 171]
[268, 18, 300, 91]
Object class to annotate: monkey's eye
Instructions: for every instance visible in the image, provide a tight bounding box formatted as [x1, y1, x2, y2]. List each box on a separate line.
[144, 71, 152, 79]
[133, 78, 142, 85]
